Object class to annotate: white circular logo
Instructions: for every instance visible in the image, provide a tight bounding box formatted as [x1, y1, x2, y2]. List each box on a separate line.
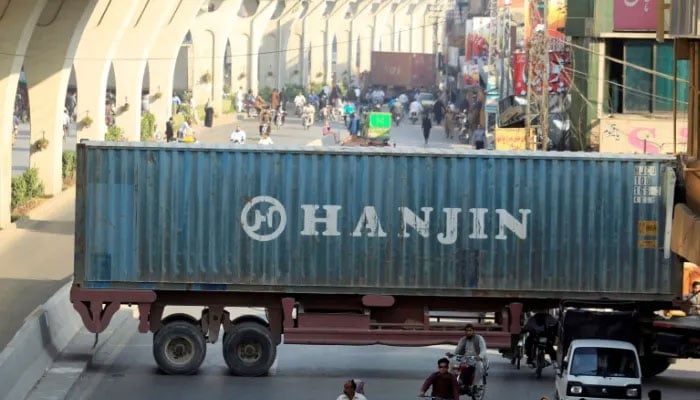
[623, 0, 640, 6]
[240, 196, 287, 241]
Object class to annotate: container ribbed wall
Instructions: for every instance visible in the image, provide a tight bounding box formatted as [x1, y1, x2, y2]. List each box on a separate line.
[74, 143, 678, 300]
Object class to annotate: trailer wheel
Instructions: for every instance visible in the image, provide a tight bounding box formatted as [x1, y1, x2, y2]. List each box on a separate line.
[153, 320, 206, 375]
[222, 321, 276, 376]
[640, 355, 671, 378]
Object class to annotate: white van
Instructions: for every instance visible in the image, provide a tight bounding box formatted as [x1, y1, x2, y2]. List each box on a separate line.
[555, 339, 642, 400]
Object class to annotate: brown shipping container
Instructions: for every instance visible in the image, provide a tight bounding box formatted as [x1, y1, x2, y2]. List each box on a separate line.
[410, 53, 436, 88]
[370, 52, 412, 86]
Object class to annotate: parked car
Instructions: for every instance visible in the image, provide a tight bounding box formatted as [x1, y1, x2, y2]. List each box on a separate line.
[417, 92, 436, 111]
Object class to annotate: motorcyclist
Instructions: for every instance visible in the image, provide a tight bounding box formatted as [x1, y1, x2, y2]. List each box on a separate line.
[336, 379, 367, 400]
[523, 312, 558, 367]
[409, 99, 424, 120]
[419, 357, 459, 400]
[447, 324, 487, 389]
[302, 102, 315, 129]
[259, 106, 272, 136]
[392, 102, 403, 126]
[294, 92, 306, 116]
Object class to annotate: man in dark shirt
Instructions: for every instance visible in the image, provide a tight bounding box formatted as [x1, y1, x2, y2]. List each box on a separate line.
[419, 357, 459, 400]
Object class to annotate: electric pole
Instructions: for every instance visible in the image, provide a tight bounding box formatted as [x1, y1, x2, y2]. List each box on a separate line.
[525, 0, 549, 150]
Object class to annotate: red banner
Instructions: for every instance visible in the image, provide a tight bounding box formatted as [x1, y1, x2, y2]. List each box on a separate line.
[512, 51, 571, 96]
[613, 0, 658, 31]
[548, 51, 571, 94]
[513, 52, 528, 96]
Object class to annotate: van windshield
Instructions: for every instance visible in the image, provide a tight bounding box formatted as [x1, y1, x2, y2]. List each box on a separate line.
[569, 347, 639, 378]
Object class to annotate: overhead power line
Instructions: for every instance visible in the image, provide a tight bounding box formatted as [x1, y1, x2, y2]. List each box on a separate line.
[0, 15, 452, 62]
[553, 37, 690, 84]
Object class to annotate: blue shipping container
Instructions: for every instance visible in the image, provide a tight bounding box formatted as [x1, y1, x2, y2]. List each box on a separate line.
[74, 143, 678, 300]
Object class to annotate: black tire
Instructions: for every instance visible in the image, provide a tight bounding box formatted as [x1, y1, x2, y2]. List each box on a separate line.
[160, 313, 198, 327]
[152, 320, 206, 375]
[222, 321, 276, 376]
[536, 349, 544, 378]
[640, 355, 671, 378]
[471, 384, 485, 400]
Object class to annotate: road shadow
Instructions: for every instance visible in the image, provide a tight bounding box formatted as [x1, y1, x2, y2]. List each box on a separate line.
[0, 276, 71, 351]
[14, 218, 74, 235]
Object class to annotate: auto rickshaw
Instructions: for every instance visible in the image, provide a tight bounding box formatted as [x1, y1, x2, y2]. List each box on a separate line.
[341, 111, 392, 147]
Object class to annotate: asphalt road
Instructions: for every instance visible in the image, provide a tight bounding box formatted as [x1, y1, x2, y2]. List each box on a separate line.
[63, 313, 700, 400]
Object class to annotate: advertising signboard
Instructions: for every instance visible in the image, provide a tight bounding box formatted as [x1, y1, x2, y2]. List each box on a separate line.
[495, 127, 529, 150]
[613, 0, 658, 31]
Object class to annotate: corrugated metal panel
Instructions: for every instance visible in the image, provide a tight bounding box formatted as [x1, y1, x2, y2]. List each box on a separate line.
[670, 0, 697, 36]
[74, 143, 678, 300]
[370, 52, 412, 87]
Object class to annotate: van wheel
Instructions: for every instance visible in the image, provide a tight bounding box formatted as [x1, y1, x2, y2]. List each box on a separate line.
[222, 321, 276, 376]
[153, 320, 206, 375]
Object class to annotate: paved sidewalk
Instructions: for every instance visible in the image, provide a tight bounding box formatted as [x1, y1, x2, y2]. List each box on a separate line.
[0, 188, 76, 351]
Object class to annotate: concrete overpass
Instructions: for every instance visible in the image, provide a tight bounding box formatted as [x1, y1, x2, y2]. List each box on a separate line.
[0, 0, 441, 229]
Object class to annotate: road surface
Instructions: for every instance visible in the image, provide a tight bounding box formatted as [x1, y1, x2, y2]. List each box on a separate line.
[63, 312, 700, 400]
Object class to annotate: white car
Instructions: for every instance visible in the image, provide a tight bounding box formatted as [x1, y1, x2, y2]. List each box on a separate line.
[555, 339, 642, 400]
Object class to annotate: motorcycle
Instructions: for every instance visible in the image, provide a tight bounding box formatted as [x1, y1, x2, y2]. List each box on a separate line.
[246, 101, 258, 118]
[410, 111, 418, 125]
[447, 354, 486, 400]
[274, 108, 286, 130]
[531, 334, 552, 379]
[510, 335, 524, 370]
[302, 113, 312, 130]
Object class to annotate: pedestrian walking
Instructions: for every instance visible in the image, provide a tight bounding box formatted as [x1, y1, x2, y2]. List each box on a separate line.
[473, 124, 486, 149]
[236, 87, 245, 113]
[165, 117, 174, 142]
[433, 97, 445, 125]
[421, 113, 432, 145]
[348, 113, 361, 136]
[271, 88, 280, 111]
[62, 109, 71, 142]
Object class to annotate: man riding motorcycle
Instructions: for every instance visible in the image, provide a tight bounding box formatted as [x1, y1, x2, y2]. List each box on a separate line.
[420, 357, 459, 400]
[294, 92, 306, 116]
[446, 324, 488, 391]
[523, 312, 558, 367]
[302, 103, 315, 129]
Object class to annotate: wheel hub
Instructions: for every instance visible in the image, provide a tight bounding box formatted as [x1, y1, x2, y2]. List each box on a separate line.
[237, 341, 262, 363]
[165, 337, 195, 365]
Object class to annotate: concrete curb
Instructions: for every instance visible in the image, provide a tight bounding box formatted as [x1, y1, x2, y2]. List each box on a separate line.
[0, 281, 96, 400]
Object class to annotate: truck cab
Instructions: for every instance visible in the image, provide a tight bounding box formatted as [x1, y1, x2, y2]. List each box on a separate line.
[555, 339, 642, 400]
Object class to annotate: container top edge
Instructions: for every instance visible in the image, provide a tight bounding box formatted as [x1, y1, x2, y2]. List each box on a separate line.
[78, 142, 679, 162]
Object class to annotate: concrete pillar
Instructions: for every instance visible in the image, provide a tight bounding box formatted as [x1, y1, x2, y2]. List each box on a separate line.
[372, 1, 393, 51]
[394, 2, 413, 52]
[350, 0, 382, 78]
[302, 0, 331, 87]
[189, 1, 242, 115]
[325, 0, 354, 85]
[423, 13, 433, 54]
[269, 1, 307, 89]
[148, 0, 207, 129]
[248, 1, 284, 94]
[0, 0, 47, 228]
[24, 0, 98, 196]
[410, 2, 429, 53]
[73, 0, 141, 141]
[112, 0, 180, 141]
